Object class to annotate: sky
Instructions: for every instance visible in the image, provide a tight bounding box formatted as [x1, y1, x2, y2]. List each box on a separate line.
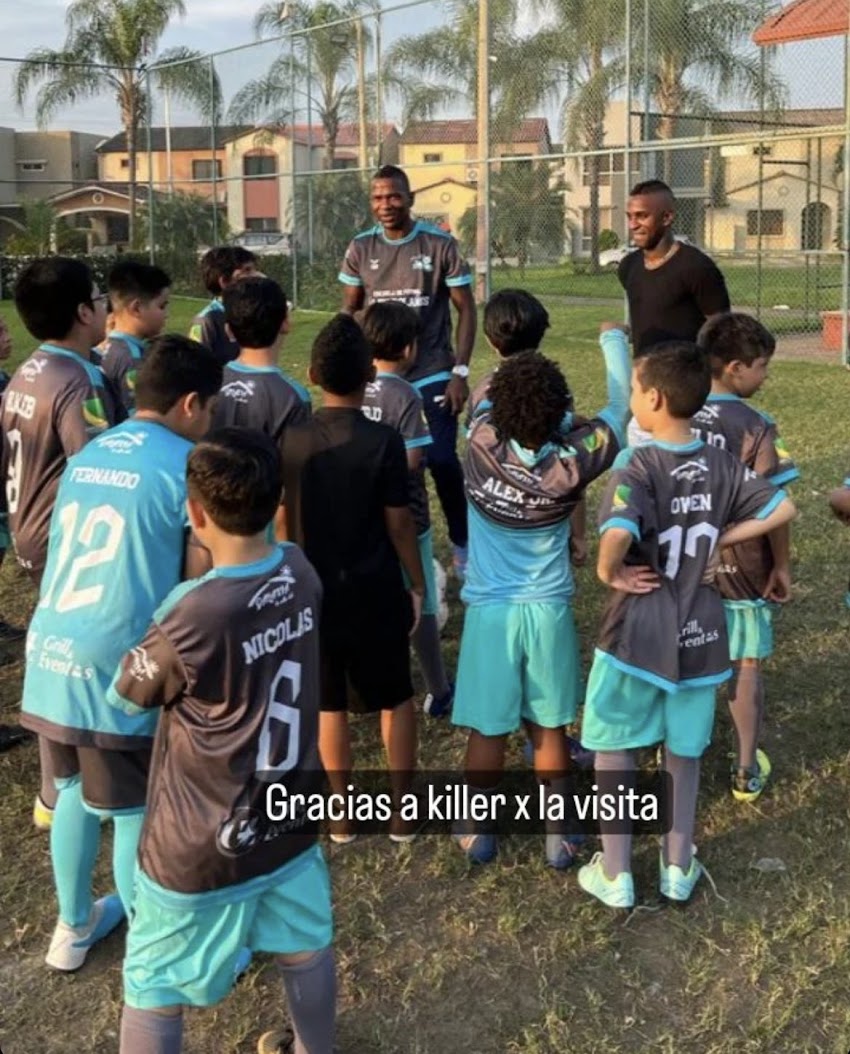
[0, 0, 845, 143]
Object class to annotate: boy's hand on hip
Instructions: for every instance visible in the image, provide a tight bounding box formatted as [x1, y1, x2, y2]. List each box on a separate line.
[607, 564, 660, 594]
[763, 566, 791, 603]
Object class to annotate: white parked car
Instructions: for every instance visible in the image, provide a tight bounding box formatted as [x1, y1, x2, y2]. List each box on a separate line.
[598, 235, 691, 268]
[230, 231, 293, 256]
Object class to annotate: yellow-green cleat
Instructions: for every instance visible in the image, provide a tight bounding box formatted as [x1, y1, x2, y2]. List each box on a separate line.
[732, 749, 772, 803]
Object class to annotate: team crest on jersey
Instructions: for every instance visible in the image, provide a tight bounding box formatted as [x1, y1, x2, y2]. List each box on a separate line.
[127, 369, 138, 392]
[83, 396, 109, 431]
[249, 565, 296, 610]
[217, 807, 263, 856]
[410, 254, 433, 272]
[97, 429, 147, 454]
[129, 646, 160, 682]
[21, 357, 47, 383]
[582, 427, 608, 453]
[189, 324, 203, 343]
[221, 379, 256, 404]
[774, 436, 791, 462]
[669, 458, 709, 482]
[612, 484, 632, 509]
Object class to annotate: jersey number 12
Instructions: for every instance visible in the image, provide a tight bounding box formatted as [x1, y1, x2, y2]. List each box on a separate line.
[39, 502, 125, 613]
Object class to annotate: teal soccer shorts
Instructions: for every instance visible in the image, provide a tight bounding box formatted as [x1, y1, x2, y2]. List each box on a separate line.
[724, 600, 774, 662]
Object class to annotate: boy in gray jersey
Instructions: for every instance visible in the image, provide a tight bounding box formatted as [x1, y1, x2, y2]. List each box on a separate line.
[3, 257, 121, 830]
[693, 313, 799, 803]
[99, 260, 171, 414]
[111, 429, 334, 1054]
[190, 246, 258, 366]
[579, 342, 796, 909]
[361, 300, 453, 717]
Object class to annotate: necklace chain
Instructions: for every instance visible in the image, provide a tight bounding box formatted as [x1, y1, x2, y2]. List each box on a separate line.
[644, 241, 679, 270]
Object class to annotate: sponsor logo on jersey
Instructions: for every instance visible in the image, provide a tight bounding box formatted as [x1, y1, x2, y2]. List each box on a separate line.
[217, 807, 263, 856]
[693, 403, 720, 422]
[369, 257, 380, 270]
[248, 565, 297, 611]
[83, 396, 109, 431]
[21, 357, 47, 383]
[5, 390, 36, 420]
[410, 254, 433, 272]
[612, 483, 632, 509]
[96, 429, 147, 454]
[669, 458, 709, 482]
[129, 646, 160, 682]
[221, 379, 256, 404]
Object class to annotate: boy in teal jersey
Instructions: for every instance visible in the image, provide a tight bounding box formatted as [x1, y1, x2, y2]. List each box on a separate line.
[21, 336, 222, 972]
[692, 313, 799, 803]
[190, 246, 258, 366]
[452, 326, 631, 867]
[99, 260, 171, 414]
[579, 342, 796, 910]
[111, 430, 334, 1054]
[361, 300, 453, 717]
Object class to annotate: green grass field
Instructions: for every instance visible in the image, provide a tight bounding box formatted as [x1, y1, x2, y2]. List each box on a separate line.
[2, 295, 850, 1053]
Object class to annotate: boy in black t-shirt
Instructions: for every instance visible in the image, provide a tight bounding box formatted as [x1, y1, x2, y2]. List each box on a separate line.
[280, 314, 426, 843]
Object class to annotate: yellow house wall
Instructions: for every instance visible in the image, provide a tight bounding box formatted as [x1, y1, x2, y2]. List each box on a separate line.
[412, 183, 477, 237]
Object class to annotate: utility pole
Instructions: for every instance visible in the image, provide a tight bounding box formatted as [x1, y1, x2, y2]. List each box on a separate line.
[475, 0, 490, 304]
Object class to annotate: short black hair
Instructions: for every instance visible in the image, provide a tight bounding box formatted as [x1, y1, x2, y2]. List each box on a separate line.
[483, 289, 550, 356]
[187, 427, 282, 536]
[200, 246, 257, 296]
[223, 276, 288, 349]
[635, 341, 710, 419]
[372, 165, 411, 194]
[629, 179, 675, 201]
[697, 312, 776, 376]
[134, 334, 223, 414]
[14, 257, 96, 340]
[489, 351, 572, 450]
[311, 314, 373, 395]
[107, 260, 171, 307]
[362, 301, 420, 361]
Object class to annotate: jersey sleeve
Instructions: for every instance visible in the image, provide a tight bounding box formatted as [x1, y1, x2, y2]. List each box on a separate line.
[753, 420, 799, 487]
[107, 622, 188, 716]
[380, 430, 412, 508]
[443, 236, 472, 288]
[189, 312, 218, 350]
[339, 238, 364, 287]
[397, 390, 432, 451]
[55, 377, 111, 456]
[597, 452, 653, 540]
[690, 257, 731, 318]
[568, 419, 621, 490]
[102, 346, 137, 415]
[728, 461, 784, 526]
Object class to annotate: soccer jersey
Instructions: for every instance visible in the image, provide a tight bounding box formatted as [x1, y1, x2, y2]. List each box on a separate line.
[362, 371, 432, 534]
[595, 439, 783, 690]
[20, 419, 194, 749]
[1, 344, 122, 578]
[280, 407, 410, 597]
[98, 331, 146, 414]
[213, 362, 311, 442]
[618, 244, 730, 353]
[691, 393, 799, 601]
[108, 544, 323, 898]
[189, 299, 239, 366]
[339, 220, 472, 382]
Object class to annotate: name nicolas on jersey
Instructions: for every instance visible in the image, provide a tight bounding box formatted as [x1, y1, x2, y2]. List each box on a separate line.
[242, 606, 314, 664]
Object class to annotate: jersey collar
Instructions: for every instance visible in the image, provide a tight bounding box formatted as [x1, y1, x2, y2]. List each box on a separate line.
[208, 544, 291, 579]
[108, 331, 146, 356]
[650, 437, 705, 453]
[377, 220, 423, 247]
[706, 393, 742, 402]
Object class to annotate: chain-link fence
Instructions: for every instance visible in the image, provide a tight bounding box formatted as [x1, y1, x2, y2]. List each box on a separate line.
[2, 0, 850, 353]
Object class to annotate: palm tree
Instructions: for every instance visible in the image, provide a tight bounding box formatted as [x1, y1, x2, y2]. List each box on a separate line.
[645, 0, 786, 179]
[14, 0, 218, 247]
[231, 1, 377, 171]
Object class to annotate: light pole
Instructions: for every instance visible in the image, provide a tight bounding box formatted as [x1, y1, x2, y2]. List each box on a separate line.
[475, 0, 490, 304]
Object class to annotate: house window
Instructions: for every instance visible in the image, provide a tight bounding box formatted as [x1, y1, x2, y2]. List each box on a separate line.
[332, 158, 357, 170]
[501, 153, 533, 169]
[245, 217, 279, 232]
[120, 158, 129, 169]
[244, 154, 277, 177]
[580, 153, 639, 187]
[580, 207, 614, 252]
[17, 161, 46, 173]
[747, 209, 784, 236]
[423, 152, 442, 163]
[192, 159, 222, 180]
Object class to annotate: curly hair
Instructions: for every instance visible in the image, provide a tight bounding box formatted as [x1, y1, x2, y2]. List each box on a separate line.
[489, 351, 572, 450]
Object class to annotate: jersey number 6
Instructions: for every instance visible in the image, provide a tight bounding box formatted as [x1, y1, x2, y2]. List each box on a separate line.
[256, 658, 301, 781]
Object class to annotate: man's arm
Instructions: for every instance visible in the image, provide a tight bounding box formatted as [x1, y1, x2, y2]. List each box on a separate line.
[384, 504, 425, 635]
[443, 284, 477, 414]
[340, 284, 365, 315]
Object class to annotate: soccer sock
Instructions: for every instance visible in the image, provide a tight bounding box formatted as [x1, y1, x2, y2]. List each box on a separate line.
[51, 779, 101, 927]
[662, 749, 700, 871]
[595, 750, 635, 879]
[411, 613, 451, 699]
[119, 1006, 183, 1054]
[278, 947, 337, 1054]
[113, 812, 144, 915]
[38, 735, 59, 810]
[543, 776, 577, 859]
[728, 663, 764, 772]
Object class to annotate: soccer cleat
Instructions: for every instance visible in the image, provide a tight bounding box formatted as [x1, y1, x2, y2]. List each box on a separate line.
[451, 544, 468, 581]
[659, 849, 704, 903]
[546, 833, 585, 870]
[423, 683, 454, 718]
[732, 749, 772, 803]
[577, 852, 635, 909]
[522, 734, 594, 770]
[45, 894, 125, 971]
[454, 832, 498, 864]
[257, 1027, 295, 1054]
[33, 794, 54, 831]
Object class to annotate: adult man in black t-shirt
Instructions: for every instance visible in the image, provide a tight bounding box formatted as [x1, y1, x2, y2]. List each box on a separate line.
[619, 180, 730, 354]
